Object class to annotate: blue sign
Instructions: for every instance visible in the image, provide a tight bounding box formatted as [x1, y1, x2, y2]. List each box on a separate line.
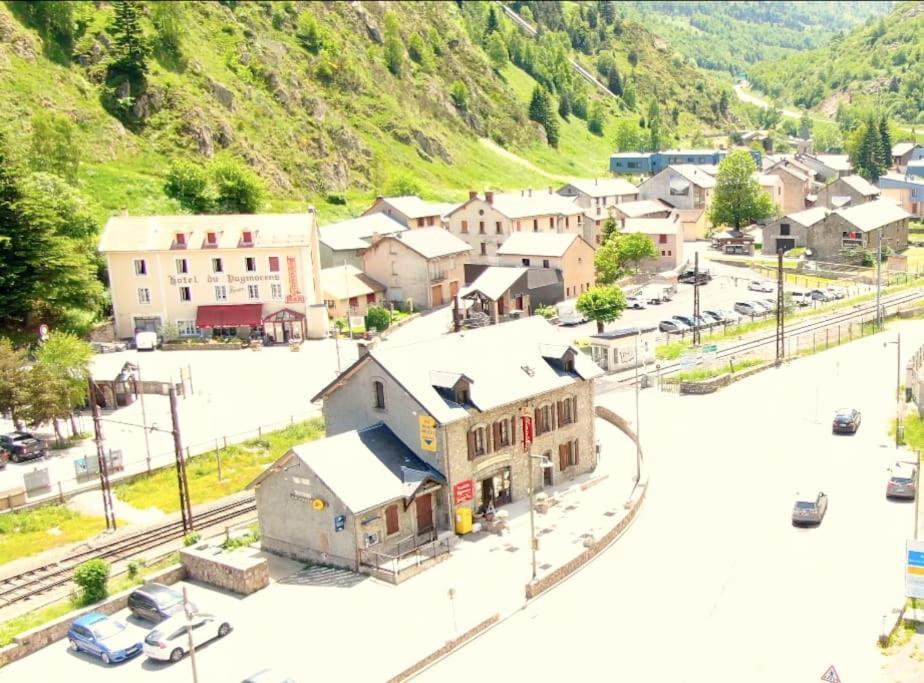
[909, 550, 924, 567]
[334, 515, 346, 532]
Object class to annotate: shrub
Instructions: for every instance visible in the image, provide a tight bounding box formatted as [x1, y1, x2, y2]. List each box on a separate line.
[73, 559, 110, 605]
[364, 306, 391, 332]
[535, 305, 556, 319]
[127, 560, 142, 580]
[325, 193, 347, 205]
[183, 532, 201, 547]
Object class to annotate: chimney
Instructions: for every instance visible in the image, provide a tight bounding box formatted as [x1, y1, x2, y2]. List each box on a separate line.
[521, 189, 525, 197]
[548, 186, 553, 195]
[370, 231, 382, 245]
[468, 190, 477, 200]
[528, 188, 532, 197]
[594, 178, 598, 186]
[485, 191, 494, 204]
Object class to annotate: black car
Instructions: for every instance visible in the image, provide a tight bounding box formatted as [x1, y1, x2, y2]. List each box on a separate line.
[0, 432, 47, 463]
[678, 270, 712, 285]
[832, 408, 861, 434]
[127, 584, 192, 623]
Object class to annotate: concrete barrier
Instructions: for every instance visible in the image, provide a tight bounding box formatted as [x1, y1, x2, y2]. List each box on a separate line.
[0, 563, 186, 669]
[386, 614, 500, 683]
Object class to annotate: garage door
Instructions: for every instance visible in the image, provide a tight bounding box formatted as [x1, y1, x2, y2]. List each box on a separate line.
[776, 238, 796, 253]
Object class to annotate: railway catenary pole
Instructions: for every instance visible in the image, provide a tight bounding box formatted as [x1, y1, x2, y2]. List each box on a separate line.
[692, 251, 701, 346]
[169, 384, 194, 533]
[89, 379, 117, 531]
[776, 249, 785, 364]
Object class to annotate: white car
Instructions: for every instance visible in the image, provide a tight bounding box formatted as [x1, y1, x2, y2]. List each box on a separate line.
[748, 280, 774, 293]
[625, 296, 647, 310]
[825, 286, 847, 300]
[143, 613, 231, 662]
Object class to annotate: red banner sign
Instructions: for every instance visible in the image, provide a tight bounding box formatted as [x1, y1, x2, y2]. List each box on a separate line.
[521, 415, 533, 452]
[453, 480, 474, 505]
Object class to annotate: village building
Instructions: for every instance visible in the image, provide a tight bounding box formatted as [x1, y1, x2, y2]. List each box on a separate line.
[495, 232, 595, 300]
[816, 199, 910, 262]
[763, 207, 829, 256]
[445, 189, 585, 262]
[619, 214, 685, 271]
[589, 326, 658, 373]
[362, 196, 458, 229]
[891, 143, 924, 173]
[458, 266, 564, 324]
[556, 178, 639, 246]
[764, 158, 816, 214]
[638, 165, 716, 240]
[756, 173, 784, 216]
[879, 172, 924, 218]
[98, 211, 328, 341]
[361, 228, 471, 309]
[796, 153, 853, 182]
[609, 148, 761, 175]
[814, 174, 880, 209]
[611, 199, 673, 222]
[318, 213, 406, 269]
[319, 265, 386, 320]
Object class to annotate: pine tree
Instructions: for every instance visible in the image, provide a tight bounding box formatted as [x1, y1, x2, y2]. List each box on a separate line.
[108, 1, 150, 83]
[558, 90, 572, 119]
[879, 116, 892, 171]
[485, 6, 500, 37]
[854, 116, 884, 181]
[647, 99, 661, 152]
[600, 0, 616, 25]
[607, 67, 623, 96]
[528, 86, 559, 148]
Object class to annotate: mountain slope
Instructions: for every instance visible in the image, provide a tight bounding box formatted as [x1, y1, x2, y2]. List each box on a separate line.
[748, 1, 924, 122]
[0, 1, 739, 223]
[615, 1, 892, 77]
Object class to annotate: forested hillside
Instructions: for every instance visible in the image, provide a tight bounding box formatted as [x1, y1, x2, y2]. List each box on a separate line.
[749, 1, 924, 122]
[615, 1, 891, 77]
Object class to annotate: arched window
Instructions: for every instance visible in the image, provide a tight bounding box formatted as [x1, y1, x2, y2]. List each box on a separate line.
[373, 380, 385, 409]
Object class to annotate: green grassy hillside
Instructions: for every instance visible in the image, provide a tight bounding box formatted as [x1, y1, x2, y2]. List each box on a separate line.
[0, 1, 740, 225]
[749, 1, 924, 123]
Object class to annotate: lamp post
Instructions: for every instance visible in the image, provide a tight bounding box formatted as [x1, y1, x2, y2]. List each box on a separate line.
[634, 328, 641, 483]
[876, 227, 883, 329]
[886, 333, 902, 449]
[527, 452, 553, 581]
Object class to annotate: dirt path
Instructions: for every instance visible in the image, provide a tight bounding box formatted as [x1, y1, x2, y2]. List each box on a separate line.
[478, 138, 572, 183]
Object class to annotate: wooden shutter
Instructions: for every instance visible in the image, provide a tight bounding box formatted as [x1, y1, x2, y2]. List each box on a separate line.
[510, 416, 516, 446]
[467, 431, 475, 460]
[550, 404, 557, 431]
[572, 397, 578, 423]
[557, 401, 564, 427]
[486, 426, 493, 454]
[559, 443, 567, 471]
[534, 408, 541, 435]
[493, 422, 501, 448]
[573, 439, 580, 466]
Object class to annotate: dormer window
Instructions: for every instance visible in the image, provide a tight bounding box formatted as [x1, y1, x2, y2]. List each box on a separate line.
[455, 387, 469, 405]
[175, 232, 187, 247]
[206, 232, 218, 246]
[242, 230, 253, 245]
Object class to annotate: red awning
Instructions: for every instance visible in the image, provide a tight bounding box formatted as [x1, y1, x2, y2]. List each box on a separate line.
[195, 304, 263, 328]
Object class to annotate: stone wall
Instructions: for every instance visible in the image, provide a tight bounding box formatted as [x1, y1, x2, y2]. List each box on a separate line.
[0, 564, 185, 668]
[180, 544, 269, 596]
[907, 344, 924, 415]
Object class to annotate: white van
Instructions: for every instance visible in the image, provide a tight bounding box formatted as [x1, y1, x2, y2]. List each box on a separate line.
[555, 299, 587, 326]
[135, 331, 159, 351]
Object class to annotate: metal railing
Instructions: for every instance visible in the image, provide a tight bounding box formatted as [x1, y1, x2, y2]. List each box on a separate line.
[359, 530, 449, 578]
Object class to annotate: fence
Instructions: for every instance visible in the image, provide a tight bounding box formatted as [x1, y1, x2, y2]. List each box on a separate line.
[2, 409, 322, 512]
[359, 531, 451, 582]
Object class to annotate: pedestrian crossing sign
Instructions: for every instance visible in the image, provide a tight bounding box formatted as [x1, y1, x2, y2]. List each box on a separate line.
[820, 665, 841, 683]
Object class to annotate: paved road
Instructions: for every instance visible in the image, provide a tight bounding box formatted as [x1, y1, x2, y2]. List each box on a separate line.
[416, 320, 922, 683]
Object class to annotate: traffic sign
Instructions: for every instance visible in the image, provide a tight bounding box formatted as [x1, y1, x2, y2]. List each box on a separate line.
[703, 344, 718, 353]
[820, 665, 841, 683]
[907, 540, 924, 599]
[418, 414, 437, 452]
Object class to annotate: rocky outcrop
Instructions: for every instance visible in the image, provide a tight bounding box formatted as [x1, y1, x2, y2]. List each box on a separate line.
[412, 129, 452, 164]
[0, 10, 37, 61]
[182, 108, 215, 156]
[210, 80, 235, 110]
[351, 2, 383, 44]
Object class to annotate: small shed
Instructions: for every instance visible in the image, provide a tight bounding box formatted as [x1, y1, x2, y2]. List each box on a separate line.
[589, 326, 657, 373]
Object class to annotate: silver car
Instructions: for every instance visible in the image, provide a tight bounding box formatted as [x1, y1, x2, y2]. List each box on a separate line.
[886, 466, 917, 500]
[792, 491, 828, 526]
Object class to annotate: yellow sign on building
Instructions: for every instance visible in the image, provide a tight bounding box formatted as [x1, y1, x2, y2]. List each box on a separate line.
[419, 415, 437, 451]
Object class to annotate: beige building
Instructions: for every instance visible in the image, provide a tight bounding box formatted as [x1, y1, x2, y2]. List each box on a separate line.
[98, 211, 328, 341]
[495, 232, 595, 300]
[361, 228, 471, 309]
[620, 214, 685, 271]
[445, 189, 585, 263]
[765, 158, 816, 215]
[638, 165, 715, 240]
[756, 173, 784, 216]
[557, 178, 639, 246]
[320, 265, 386, 319]
[318, 213, 406, 269]
[363, 196, 458, 228]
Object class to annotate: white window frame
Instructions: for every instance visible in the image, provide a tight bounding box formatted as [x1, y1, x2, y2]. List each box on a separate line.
[175, 258, 189, 275]
[179, 286, 192, 303]
[133, 258, 147, 276]
[137, 288, 151, 305]
[245, 256, 257, 273]
[176, 320, 199, 337]
[215, 285, 227, 302]
[270, 283, 283, 300]
[247, 284, 260, 300]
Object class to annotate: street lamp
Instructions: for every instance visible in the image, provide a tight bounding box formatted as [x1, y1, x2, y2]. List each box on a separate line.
[527, 453, 553, 581]
[633, 328, 642, 483]
[886, 333, 902, 449]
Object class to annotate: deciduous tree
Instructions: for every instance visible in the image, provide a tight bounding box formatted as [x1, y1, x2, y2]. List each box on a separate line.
[708, 150, 775, 230]
[34, 331, 92, 436]
[0, 339, 28, 429]
[207, 158, 265, 214]
[615, 232, 657, 273]
[576, 286, 626, 334]
[30, 111, 80, 184]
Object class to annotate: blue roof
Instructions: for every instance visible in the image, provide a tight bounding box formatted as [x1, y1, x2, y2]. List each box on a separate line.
[72, 612, 108, 628]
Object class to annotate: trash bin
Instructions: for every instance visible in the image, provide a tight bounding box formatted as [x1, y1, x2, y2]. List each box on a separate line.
[455, 507, 473, 535]
[639, 374, 650, 389]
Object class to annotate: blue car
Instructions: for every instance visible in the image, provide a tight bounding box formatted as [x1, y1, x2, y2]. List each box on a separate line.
[68, 613, 143, 665]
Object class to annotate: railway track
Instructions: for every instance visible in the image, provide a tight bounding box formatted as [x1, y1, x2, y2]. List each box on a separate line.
[0, 495, 256, 608]
[618, 287, 924, 384]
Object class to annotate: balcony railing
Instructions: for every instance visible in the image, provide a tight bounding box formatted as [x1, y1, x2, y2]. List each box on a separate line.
[430, 272, 447, 283]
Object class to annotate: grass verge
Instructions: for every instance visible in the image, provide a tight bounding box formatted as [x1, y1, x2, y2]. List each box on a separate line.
[0, 506, 108, 566]
[673, 359, 764, 382]
[115, 418, 325, 512]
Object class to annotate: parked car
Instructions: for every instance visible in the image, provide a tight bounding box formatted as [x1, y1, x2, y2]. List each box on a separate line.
[886, 464, 917, 500]
[0, 431, 47, 463]
[555, 300, 587, 326]
[134, 331, 161, 351]
[0, 447, 8, 469]
[641, 285, 673, 304]
[791, 491, 828, 526]
[808, 288, 833, 302]
[678, 269, 712, 284]
[759, 298, 777, 312]
[672, 314, 698, 329]
[144, 612, 232, 663]
[704, 309, 739, 324]
[625, 295, 647, 310]
[128, 584, 193, 624]
[750, 300, 772, 314]
[243, 671, 297, 683]
[748, 280, 774, 293]
[68, 613, 143, 665]
[659, 319, 690, 334]
[734, 301, 761, 317]
[701, 311, 724, 325]
[826, 286, 847, 300]
[789, 291, 811, 307]
[832, 408, 861, 434]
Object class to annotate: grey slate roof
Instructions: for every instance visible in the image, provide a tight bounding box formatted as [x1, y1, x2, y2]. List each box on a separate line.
[495, 232, 584, 258]
[390, 227, 471, 259]
[319, 214, 407, 251]
[289, 424, 444, 514]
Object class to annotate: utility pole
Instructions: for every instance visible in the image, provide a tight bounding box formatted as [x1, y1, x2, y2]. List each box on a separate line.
[634, 329, 642, 483]
[897, 333, 902, 450]
[183, 586, 199, 683]
[169, 385, 194, 532]
[135, 363, 153, 473]
[528, 449, 537, 581]
[876, 227, 883, 329]
[776, 249, 785, 364]
[692, 251, 701, 346]
[89, 381, 117, 531]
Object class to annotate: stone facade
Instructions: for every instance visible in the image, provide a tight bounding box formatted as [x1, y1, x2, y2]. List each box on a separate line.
[180, 543, 269, 595]
[816, 177, 879, 208]
[765, 164, 814, 215]
[812, 212, 908, 262]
